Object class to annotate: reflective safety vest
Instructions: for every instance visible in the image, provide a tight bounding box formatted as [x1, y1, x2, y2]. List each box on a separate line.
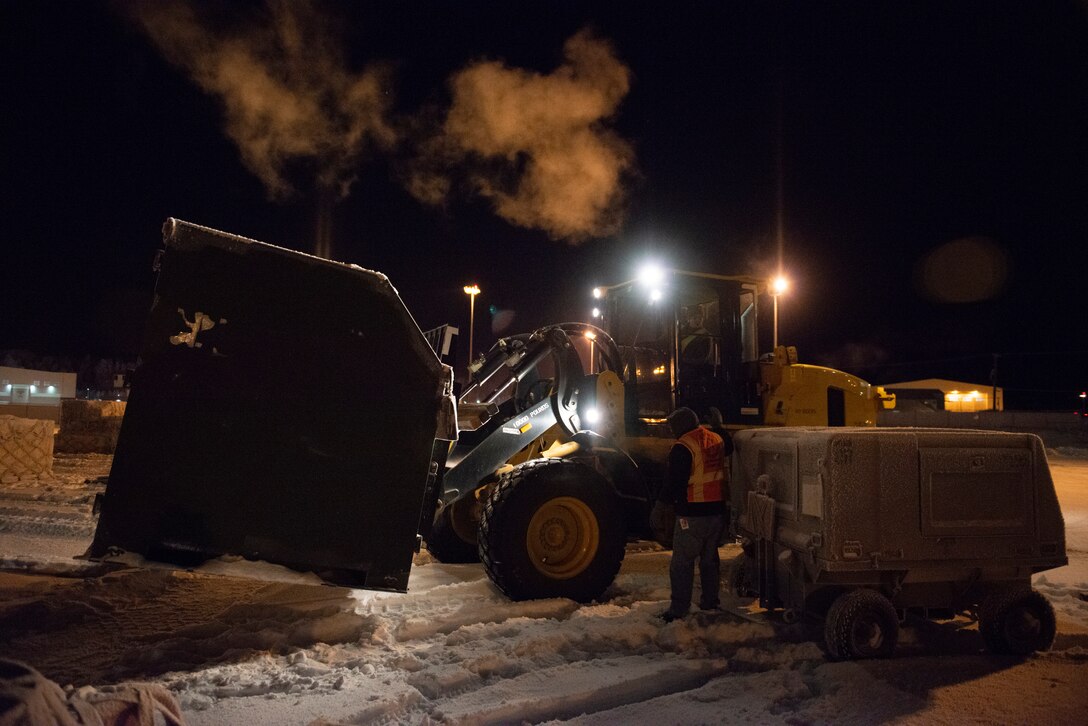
[678, 426, 726, 503]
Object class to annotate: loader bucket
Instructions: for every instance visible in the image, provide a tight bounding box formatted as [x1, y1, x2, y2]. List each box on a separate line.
[89, 219, 455, 591]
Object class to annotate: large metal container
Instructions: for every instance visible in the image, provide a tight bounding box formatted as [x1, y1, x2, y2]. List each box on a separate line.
[89, 219, 455, 590]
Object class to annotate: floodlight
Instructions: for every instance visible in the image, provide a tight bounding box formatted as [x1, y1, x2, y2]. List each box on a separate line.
[638, 263, 665, 286]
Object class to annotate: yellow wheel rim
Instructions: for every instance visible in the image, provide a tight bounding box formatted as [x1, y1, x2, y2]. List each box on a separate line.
[526, 496, 600, 580]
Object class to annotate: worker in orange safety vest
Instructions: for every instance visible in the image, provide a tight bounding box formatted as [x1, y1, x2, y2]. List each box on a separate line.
[654, 407, 731, 622]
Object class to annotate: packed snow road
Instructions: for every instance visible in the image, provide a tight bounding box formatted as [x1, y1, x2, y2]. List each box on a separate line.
[0, 452, 1086, 724]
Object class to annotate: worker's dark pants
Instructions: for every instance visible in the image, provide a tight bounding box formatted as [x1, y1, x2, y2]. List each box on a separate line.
[667, 514, 724, 616]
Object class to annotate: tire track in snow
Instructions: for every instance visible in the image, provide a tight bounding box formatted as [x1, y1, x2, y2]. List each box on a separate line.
[430, 655, 726, 725]
[355, 571, 782, 724]
[553, 658, 929, 725]
[0, 509, 97, 538]
[0, 466, 103, 539]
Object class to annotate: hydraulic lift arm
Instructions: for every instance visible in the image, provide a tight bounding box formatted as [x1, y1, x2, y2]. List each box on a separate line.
[440, 324, 621, 501]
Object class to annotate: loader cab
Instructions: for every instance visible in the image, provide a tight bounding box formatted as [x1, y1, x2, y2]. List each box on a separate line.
[599, 269, 764, 431]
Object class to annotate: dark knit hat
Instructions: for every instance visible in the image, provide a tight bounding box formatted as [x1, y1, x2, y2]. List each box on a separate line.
[667, 407, 699, 437]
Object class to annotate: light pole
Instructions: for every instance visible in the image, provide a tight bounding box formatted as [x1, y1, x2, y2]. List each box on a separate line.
[771, 275, 789, 350]
[584, 330, 597, 374]
[463, 284, 481, 365]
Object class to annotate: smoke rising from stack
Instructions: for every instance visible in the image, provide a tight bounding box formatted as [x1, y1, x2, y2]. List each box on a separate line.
[131, 0, 397, 257]
[133, 2, 635, 247]
[408, 29, 634, 242]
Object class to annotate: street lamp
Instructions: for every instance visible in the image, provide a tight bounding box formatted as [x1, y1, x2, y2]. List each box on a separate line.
[771, 275, 789, 350]
[584, 330, 597, 373]
[463, 284, 481, 365]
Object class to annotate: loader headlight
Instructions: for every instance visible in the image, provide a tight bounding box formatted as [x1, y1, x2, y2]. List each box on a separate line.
[638, 263, 665, 287]
[585, 407, 600, 425]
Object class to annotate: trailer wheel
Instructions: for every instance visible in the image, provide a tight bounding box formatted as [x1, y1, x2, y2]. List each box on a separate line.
[727, 554, 756, 597]
[479, 459, 625, 602]
[979, 587, 1056, 656]
[824, 589, 899, 660]
[425, 499, 480, 564]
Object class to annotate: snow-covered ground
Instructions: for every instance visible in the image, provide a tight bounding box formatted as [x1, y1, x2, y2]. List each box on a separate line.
[1, 451, 1086, 724]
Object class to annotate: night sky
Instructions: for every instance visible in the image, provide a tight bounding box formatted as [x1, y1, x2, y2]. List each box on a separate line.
[2, 1, 1086, 409]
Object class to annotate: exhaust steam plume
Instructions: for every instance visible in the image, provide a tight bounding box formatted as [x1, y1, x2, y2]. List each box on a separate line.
[408, 29, 635, 242]
[133, 4, 636, 249]
[130, 0, 397, 257]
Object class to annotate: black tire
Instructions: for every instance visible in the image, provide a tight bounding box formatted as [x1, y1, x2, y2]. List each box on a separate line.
[727, 554, 756, 597]
[649, 501, 674, 547]
[479, 458, 626, 602]
[424, 500, 480, 564]
[824, 589, 899, 660]
[979, 587, 1056, 656]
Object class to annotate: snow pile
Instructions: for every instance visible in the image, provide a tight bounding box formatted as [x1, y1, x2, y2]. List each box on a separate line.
[0, 453, 109, 558]
[0, 553, 113, 577]
[1050, 447, 1088, 460]
[157, 559, 786, 725]
[1039, 455, 1088, 590]
[1034, 574, 1088, 627]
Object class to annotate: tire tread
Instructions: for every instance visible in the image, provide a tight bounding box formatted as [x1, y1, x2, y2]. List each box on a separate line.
[479, 459, 624, 602]
[979, 587, 1056, 655]
[425, 502, 480, 564]
[824, 588, 899, 660]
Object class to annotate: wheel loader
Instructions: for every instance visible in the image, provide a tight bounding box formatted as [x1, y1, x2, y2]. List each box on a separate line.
[90, 219, 894, 603]
[424, 264, 897, 603]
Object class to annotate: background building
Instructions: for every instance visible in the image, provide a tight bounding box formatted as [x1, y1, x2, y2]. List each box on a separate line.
[0, 366, 78, 423]
[883, 378, 1003, 412]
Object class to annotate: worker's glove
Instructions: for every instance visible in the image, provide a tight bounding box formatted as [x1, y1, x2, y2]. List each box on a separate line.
[650, 500, 674, 546]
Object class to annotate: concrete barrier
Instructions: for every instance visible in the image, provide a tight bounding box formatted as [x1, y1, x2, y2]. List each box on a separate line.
[56, 400, 127, 454]
[878, 410, 1088, 448]
[0, 415, 54, 482]
[0, 404, 62, 423]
